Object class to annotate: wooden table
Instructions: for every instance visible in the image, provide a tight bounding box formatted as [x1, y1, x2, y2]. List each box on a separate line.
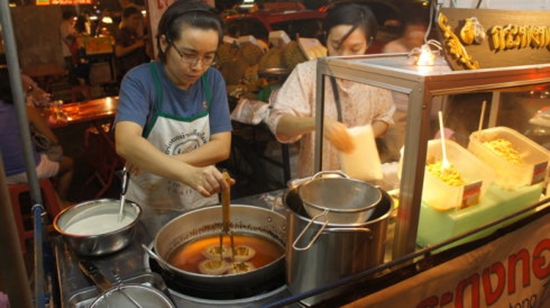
[46, 96, 118, 129]
[46, 96, 122, 198]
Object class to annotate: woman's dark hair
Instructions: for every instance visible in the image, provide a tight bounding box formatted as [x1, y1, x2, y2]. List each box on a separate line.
[322, 1, 378, 48]
[0, 66, 14, 104]
[156, 0, 224, 62]
[397, 4, 429, 36]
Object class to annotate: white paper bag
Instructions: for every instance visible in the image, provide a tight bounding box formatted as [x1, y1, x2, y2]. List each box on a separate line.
[339, 125, 383, 181]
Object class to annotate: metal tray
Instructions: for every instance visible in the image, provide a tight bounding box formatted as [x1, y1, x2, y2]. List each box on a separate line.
[67, 272, 171, 308]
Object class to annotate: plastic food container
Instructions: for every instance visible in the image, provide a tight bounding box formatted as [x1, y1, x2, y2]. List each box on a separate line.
[417, 182, 542, 250]
[468, 126, 550, 190]
[421, 139, 495, 211]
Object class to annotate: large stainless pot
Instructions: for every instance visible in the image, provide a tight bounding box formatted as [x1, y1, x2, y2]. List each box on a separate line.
[284, 185, 393, 306]
[54, 199, 142, 256]
[151, 204, 286, 300]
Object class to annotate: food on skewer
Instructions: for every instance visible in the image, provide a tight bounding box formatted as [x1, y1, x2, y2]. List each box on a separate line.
[233, 245, 256, 262]
[228, 261, 256, 274]
[483, 138, 524, 166]
[202, 245, 232, 259]
[202, 244, 256, 261]
[198, 259, 229, 275]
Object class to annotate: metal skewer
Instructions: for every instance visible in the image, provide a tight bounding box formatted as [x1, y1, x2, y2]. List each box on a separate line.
[117, 167, 129, 223]
[220, 171, 234, 261]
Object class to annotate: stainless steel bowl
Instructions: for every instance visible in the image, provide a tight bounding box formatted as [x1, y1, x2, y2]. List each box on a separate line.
[53, 199, 142, 256]
[299, 177, 381, 224]
[90, 284, 175, 308]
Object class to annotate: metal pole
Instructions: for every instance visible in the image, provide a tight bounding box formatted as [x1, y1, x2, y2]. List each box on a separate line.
[0, 2, 46, 307]
[0, 156, 33, 308]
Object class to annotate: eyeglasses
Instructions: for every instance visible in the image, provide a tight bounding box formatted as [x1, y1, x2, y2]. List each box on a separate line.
[170, 42, 215, 67]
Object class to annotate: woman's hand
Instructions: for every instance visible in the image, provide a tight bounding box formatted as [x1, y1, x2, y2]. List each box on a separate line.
[323, 117, 355, 153]
[186, 166, 236, 197]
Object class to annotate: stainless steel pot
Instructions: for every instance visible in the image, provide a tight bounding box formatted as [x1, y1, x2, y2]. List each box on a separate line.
[151, 204, 287, 300]
[54, 199, 142, 256]
[284, 186, 393, 306]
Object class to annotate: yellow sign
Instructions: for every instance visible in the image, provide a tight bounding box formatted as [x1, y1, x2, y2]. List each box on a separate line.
[437, 8, 550, 70]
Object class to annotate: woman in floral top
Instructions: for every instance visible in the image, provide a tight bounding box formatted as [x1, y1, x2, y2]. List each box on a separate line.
[266, 2, 395, 178]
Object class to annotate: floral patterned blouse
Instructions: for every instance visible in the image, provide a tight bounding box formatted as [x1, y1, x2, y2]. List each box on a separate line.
[266, 59, 395, 178]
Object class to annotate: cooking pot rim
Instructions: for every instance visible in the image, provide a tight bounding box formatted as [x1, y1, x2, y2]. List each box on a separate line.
[298, 177, 383, 213]
[152, 204, 286, 279]
[285, 187, 394, 227]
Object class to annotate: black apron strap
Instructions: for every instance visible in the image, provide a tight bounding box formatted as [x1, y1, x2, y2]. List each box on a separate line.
[329, 76, 343, 122]
[143, 62, 163, 137]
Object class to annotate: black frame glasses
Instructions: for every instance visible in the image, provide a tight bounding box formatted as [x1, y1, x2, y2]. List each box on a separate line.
[170, 42, 215, 67]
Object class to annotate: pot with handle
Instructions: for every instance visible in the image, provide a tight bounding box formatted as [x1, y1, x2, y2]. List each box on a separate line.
[284, 181, 393, 306]
[150, 204, 287, 300]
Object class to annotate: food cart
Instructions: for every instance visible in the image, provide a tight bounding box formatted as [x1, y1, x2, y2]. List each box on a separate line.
[52, 20, 550, 307]
[2, 2, 550, 307]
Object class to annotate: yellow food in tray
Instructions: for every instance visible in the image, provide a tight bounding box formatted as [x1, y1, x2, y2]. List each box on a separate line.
[483, 138, 524, 166]
[426, 160, 466, 186]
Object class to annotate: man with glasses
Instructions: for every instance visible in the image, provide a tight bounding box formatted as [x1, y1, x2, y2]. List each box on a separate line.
[114, 1, 233, 211]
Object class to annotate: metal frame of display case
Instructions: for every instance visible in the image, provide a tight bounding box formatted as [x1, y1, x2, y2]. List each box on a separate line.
[314, 53, 550, 259]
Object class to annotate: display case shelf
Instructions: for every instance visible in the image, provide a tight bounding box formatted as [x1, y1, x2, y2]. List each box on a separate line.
[314, 53, 550, 259]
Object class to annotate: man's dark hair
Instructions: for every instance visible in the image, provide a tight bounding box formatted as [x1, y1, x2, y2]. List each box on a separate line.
[122, 6, 141, 19]
[62, 10, 76, 21]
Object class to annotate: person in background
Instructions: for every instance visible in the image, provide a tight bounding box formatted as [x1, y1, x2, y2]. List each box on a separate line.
[74, 13, 92, 36]
[72, 13, 93, 86]
[265, 1, 395, 178]
[0, 66, 74, 207]
[381, 5, 430, 161]
[21, 74, 51, 108]
[114, 6, 151, 81]
[382, 6, 429, 54]
[114, 0, 233, 211]
[59, 10, 78, 85]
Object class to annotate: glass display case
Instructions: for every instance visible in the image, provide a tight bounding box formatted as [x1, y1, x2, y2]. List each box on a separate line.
[314, 53, 550, 259]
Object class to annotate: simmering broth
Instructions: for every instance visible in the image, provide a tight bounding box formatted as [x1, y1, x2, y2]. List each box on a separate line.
[167, 233, 284, 275]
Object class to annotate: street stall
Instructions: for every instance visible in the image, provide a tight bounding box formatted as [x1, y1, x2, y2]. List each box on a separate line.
[2, 1, 550, 308]
[49, 6, 550, 308]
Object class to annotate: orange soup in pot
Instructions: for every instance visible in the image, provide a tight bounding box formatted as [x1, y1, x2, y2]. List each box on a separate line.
[166, 233, 284, 275]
